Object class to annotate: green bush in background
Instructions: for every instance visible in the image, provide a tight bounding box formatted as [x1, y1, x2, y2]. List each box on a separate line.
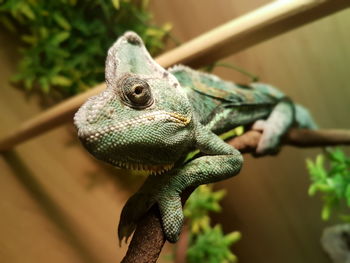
[0, 0, 170, 100]
[184, 185, 241, 263]
[307, 148, 350, 221]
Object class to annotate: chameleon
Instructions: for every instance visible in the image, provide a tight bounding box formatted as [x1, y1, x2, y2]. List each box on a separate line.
[74, 31, 317, 243]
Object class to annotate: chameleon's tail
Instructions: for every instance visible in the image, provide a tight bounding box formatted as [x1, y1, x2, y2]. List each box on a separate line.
[295, 104, 318, 130]
[118, 192, 155, 245]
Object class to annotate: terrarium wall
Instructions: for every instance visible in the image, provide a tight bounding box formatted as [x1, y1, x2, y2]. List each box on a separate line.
[0, 1, 349, 263]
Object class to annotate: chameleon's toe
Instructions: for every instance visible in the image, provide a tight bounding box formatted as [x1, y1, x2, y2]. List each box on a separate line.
[255, 135, 280, 156]
[118, 192, 155, 245]
[252, 120, 281, 156]
[252, 119, 267, 131]
[158, 193, 184, 243]
[118, 220, 136, 246]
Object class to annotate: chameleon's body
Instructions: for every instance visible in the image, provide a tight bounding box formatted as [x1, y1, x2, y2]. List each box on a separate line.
[74, 32, 316, 243]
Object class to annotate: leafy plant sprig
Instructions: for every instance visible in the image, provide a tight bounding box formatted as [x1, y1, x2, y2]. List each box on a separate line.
[0, 0, 171, 99]
[307, 148, 350, 221]
[184, 185, 241, 263]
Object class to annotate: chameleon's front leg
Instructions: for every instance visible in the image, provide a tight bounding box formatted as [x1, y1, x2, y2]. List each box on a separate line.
[119, 127, 243, 243]
[159, 153, 242, 242]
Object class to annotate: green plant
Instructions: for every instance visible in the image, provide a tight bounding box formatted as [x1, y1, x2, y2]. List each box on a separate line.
[0, 0, 171, 99]
[184, 185, 241, 263]
[307, 148, 350, 221]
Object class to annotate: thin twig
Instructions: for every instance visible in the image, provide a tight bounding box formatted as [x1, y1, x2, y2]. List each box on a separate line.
[121, 128, 350, 263]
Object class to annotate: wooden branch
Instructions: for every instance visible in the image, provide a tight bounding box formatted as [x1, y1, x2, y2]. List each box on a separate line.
[120, 206, 166, 263]
[156, 0, 350, 68]
[121, 128, 350, 263]
[1, 0, 349, 152]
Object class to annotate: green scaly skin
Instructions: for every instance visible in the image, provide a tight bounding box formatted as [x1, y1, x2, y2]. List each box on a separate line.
[74, 32, 317, 243]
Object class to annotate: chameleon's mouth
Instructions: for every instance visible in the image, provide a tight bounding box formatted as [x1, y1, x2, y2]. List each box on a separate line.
[106, 158, 174, 175]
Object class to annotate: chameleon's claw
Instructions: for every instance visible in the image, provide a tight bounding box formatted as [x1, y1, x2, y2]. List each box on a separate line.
[118, 192, 155, 245]
[118, 221, 135, 246]
[252, 119, 267, 131]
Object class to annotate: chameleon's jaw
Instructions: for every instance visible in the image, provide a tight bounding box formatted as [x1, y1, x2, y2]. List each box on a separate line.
[107, 159, 174, 175]
[74, 107, 192, 173]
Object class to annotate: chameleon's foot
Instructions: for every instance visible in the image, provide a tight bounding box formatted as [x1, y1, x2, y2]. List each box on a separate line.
[252, 120, 281, 155]
[158, 192, 183, 243]
[118, 186, 184, 244]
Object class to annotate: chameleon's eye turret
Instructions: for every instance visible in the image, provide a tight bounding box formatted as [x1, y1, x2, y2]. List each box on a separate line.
[120, 76, 154, 109]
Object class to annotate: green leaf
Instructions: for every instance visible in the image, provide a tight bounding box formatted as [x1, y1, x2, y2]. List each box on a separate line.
[51, 32, 70, 45]
[339, 214, 350, 222]
[19, 3, 35, 20]
[328, 148, 346, 163]
[212, 189, 227, 201]
[39, 77, 50, 94]
[316, 155, 325, 172]
[220, 126, 244, 141]
[345, 184, 350, 206]
[0, 16, 16, 32]
[224, 231, 242, 245]
[51, 75, 72, 87]
[187, 225, 240, 263]
[308, 183, 332, 196]
[184, 149, 200, 163]
[24, 77, 34, 90]
[308, 184, 317, 196]
[21, 35, 37, 45]
[68, 0, 77, 6]
[11, 73, 23, 83]
[53, 13, 71, 30]
[321, 204, 331, 221]
[111, 0, 120, 9]
[39, 27, 48, 39]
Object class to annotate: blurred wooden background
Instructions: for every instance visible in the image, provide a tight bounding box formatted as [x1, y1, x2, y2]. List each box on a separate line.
[1, 1, 350, 262]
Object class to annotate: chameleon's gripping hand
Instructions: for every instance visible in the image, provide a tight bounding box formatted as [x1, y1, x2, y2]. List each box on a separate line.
[118, 147, 243, 243]
[252, 99, 295, 155]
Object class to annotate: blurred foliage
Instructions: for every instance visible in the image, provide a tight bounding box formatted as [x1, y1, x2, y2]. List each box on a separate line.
[307, 148, 350, 221]
[219, 126, 244, 141]
[184, 185, 241, 263]
[184, 185, 226, 234]
[0, 0, 171, 99]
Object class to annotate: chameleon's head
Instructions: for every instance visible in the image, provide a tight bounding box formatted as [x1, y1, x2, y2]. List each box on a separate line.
[74, 32, 194, 174]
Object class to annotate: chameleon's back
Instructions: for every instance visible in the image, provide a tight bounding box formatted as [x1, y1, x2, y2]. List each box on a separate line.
[170, 65, 285, 134]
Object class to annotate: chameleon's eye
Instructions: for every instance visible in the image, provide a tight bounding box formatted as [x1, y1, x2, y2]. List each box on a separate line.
[120, 77, 154, 109]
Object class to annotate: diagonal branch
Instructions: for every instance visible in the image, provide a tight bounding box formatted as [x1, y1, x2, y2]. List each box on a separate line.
[121, 128, 350, 263]
[0, 0, 348, 153]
